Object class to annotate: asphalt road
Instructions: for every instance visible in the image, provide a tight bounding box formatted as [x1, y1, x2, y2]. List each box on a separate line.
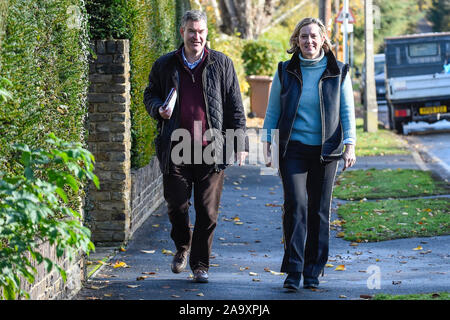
[404, 120, 450, 180]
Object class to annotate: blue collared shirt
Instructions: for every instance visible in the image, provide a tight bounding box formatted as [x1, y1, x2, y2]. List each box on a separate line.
[182, 47, 204, 69]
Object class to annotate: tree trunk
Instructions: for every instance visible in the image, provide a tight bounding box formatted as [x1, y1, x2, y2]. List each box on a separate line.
[319, 0, 331, 35]
[218, 0, 276, 39]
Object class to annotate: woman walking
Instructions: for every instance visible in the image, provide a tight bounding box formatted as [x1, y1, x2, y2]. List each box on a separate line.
[262, 17, 356, 291]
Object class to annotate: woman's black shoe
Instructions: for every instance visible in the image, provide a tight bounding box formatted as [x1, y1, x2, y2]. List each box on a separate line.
[303, 276, 319, 289]
[283, 272, 301, 291]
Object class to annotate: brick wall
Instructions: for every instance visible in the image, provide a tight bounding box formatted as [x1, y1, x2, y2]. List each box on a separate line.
[86, 39, 133, 247]
[20, 243, 85, 300]
[130, 157, 164, 236]
[10, 200, 87, 300]
[86, 39, 164, 246]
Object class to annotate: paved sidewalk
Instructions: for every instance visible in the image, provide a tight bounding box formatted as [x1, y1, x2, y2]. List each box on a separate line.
[75, 149, 449, 300]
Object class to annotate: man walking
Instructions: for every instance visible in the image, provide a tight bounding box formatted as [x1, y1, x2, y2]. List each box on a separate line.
[143, 10, 248, 283]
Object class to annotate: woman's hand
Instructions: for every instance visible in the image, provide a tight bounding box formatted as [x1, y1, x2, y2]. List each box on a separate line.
[236, 151, 248, 166]
[263, 141, 272, 167]
[342, 144, 356, 171]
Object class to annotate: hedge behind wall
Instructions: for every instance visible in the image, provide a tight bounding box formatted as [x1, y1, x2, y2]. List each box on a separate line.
[0, 0, 90, 174]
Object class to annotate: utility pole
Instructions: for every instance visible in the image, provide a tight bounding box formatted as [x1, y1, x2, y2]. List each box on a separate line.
[343, 0, 349, 64]
[364, 0, 378, 132]
[334, 0, 339, 58]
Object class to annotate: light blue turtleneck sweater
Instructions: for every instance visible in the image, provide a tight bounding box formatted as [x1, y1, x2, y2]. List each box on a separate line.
[262, 51, 356, 146]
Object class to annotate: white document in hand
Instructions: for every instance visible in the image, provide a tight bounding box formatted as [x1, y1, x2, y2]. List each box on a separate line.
[163, 87, 177, 113]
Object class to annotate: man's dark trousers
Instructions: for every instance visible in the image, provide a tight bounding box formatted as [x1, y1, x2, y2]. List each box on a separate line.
[163, 159, 225, 272]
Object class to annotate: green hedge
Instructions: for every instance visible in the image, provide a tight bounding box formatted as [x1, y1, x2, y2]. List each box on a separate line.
[213, 35, 249, 95]
[241, 39, 279, 77]
[0, 0, 89, 175]
[86, 0, 190, 168]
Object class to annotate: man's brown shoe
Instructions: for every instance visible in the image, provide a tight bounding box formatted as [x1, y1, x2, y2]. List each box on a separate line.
[171, 250, 189, 273]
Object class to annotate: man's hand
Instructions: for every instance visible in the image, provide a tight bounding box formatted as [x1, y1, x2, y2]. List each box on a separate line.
[342, 144, 356, 171]
[159, 105, 172, 119]
[263, 141, 271, 167]
[236, 151, 248, 166]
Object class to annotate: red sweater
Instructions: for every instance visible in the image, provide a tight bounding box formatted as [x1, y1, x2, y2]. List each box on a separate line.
[176, 49, 209, 146]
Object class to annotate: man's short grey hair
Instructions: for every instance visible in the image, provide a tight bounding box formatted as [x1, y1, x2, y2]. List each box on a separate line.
[180, 10, 207, 28]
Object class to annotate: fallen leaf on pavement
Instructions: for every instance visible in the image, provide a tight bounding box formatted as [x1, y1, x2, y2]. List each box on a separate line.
[270, 270, 284, 276]
[392, 281, 402, 285]
[335, 265, 346, 271]
[249, 272, 258, 276]
[360, 294, 373, 300]
[210, 264, 220, 267]
[136, 276, 149, 281]
[152, 224, 160, 227]
[336, 232, 345, 238]
[325, 263, 334, 268]
[330, 219, 344, 226]
[252, 278, 261, 282]
[142, 272, 156, 275]
[113, 261, 129, 268]
[413, 245, 423, 251]
[162, 249, 175, 255]
[140, 250, 155, 254]
[265, 203, 281, 207]
[88, 285, 104, 290]
[171, 295, 181, 298]
[339, 295, 347, 298]
[127, 285, 140, 288]
[197, 293, 204, 296]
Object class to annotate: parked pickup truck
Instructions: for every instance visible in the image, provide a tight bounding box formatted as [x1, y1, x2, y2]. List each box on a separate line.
[384, 32, 450, 133]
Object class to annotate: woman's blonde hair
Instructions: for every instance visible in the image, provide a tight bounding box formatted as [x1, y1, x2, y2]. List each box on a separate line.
[287, 17, 332, 54]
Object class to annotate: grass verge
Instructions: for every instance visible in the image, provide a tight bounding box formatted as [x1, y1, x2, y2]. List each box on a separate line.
[355, 118, 410, 156]
[373, 292, 449, 300]
[336, 198, 449, 241]
[334, 169, 449, 200]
